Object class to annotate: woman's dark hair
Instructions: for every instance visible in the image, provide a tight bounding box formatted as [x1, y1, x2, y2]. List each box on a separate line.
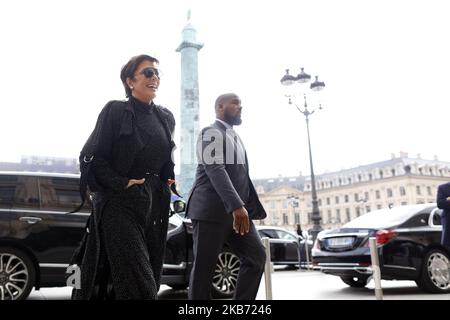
[120, 54, 159, 97]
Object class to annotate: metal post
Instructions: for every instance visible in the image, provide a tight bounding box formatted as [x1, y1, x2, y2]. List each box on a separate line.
[262, 237, 273, 300]
[369, 237, 383, 300]
[304, 239, 311, 270]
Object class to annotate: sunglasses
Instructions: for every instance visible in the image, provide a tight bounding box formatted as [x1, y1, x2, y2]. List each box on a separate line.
[139, 67, 161, 79]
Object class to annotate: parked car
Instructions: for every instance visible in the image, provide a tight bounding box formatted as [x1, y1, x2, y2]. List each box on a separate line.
[312, 203, 449, 293]
[256, 226, 313, 268]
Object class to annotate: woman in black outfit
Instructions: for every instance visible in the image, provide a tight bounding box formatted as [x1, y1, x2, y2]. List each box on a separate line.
[73, 54, 177, 300]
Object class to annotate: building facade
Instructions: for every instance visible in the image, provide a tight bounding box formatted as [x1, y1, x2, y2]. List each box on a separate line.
[253, 153, 450, 233]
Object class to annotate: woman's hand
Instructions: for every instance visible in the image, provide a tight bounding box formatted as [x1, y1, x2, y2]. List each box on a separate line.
[126, 178, 146, 189]
[167, 179, 175, 187]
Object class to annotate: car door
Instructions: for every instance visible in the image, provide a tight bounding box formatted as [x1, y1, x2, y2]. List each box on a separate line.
[274, 230, 301, 262]
[33, 176, 90, 267]
[258, 229, 300, 263]
[0, 174, 41, 241]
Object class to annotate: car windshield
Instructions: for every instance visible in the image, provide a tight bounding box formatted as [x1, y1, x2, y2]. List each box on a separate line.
[343, 204, 434, 229]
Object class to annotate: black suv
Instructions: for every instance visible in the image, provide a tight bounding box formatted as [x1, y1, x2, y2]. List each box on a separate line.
[0, 171, 239, 300]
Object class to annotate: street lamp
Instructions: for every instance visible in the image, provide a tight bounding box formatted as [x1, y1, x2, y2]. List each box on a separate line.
[280, 67, 326, 242]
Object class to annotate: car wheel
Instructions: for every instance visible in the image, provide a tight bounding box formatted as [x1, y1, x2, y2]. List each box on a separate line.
[211, 249, 240, 299]
[416, 248, 450, 293]
[0, 247, 36, 300]
[340, 275, 370, 288]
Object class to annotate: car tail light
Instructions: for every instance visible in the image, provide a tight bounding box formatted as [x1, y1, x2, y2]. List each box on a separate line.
[375, 229, 398, 245]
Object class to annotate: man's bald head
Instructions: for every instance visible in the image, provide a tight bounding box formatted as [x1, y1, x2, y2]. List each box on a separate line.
[215, 93, 239, 112]
[214, 93, 242, 126]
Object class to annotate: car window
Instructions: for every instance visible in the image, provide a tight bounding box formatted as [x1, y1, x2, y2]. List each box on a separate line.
[401, 213, 430, 228]
[258, 229, 278, 239]
[275, 230, 297, 241]
[432, 210, 442, 226]
[0, 175, 40, 209]
[38, 177, 89, 212]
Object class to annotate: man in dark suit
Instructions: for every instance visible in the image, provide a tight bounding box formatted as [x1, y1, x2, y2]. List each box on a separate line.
[437, 182, 450, 247]
[186, 93, 267, 300]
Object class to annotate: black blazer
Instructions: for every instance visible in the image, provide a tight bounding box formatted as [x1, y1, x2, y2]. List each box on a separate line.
[185, 120, 266, 222]
[80, 98, 178, 195]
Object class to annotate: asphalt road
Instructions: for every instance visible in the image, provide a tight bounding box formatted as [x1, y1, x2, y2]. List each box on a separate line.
[27, 268, 450, 300]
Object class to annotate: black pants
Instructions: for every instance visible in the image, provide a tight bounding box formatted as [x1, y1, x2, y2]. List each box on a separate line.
[188, 217, 266, 300]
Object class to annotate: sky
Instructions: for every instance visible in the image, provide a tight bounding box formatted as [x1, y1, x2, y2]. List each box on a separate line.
[0, 0, 449, 179]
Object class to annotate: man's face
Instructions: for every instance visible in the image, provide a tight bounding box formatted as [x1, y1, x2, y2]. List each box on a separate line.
[222, 96, 242, 126]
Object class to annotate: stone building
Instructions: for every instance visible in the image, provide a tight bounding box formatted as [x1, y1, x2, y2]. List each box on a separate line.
[252, 153, 450, 233]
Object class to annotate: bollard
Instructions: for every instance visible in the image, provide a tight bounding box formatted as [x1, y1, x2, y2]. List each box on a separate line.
[369, 237, 383, 300]
[296, 240, 303, 272]
[262, 237, 273, 300]
[304, 239, 311, 270]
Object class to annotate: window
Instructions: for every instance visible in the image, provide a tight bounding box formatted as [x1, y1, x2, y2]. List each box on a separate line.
[318, 199, 322, 206]
[369, 173, 373, 180]
[400, 186, 406, 196]
[377, 204, 382, 210]
[402, 213, 429, 228]
[346, 208, 351, 222]
[427, 186, 432, 196]
[344, 195, 349, 203]
[0, 175, 39, 209]
[365, 206, 371, 213]
[376, 190, 381, 199]
[276, 230, 297, 241]
[282, 200, 288, 209]
[39, 177, 87, 212]
[258, 229, 278, 239]
[416, 186, 421, 195]
[283, 213, 289, 225]
[391, 169, 396, 176]
[327, 210, 332, 223]
[387, 188, 393, 198]
[270, 201, 276, 209]
[356, 207, 361, 217]
[401, 201, 408, 206]
[379, 170, 384, 179]
[364, 192, 369, 201]
[326, 197, 330, 205]
[354, 193, 359, 202]
[335, 196, 340, 204]
[294, 213, 300, 224]
[335, 209, 341, 223]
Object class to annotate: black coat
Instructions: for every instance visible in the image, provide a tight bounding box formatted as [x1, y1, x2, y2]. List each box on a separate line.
[71, 98, 176, 299]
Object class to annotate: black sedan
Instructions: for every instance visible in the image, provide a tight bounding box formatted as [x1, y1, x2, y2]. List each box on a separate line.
[257, 226, 313, 269]
[312, 203, 449, 293]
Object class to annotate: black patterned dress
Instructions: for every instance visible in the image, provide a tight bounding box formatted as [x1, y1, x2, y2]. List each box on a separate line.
[74, 96, 173, 300]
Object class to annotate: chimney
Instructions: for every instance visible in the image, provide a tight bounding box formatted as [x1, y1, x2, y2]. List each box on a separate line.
[434, 155, 439, 161]
[399, 151, 408, 158]
[417, 153, 421, 159]
[391, 153, 396, 159]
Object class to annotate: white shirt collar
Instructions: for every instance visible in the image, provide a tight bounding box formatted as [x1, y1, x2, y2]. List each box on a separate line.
[215, 118, 233, 130]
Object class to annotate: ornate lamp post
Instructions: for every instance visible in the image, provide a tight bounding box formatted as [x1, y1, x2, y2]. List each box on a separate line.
[280, 68, 325, 241]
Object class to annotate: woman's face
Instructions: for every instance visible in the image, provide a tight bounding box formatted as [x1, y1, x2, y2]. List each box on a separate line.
[127, 60, 160, 103]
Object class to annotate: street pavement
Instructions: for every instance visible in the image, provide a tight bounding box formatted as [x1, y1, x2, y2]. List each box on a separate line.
[27, 268, 450, 300]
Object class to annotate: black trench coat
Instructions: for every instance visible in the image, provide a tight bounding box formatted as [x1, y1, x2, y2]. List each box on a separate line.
[71, 99, 177, 300]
